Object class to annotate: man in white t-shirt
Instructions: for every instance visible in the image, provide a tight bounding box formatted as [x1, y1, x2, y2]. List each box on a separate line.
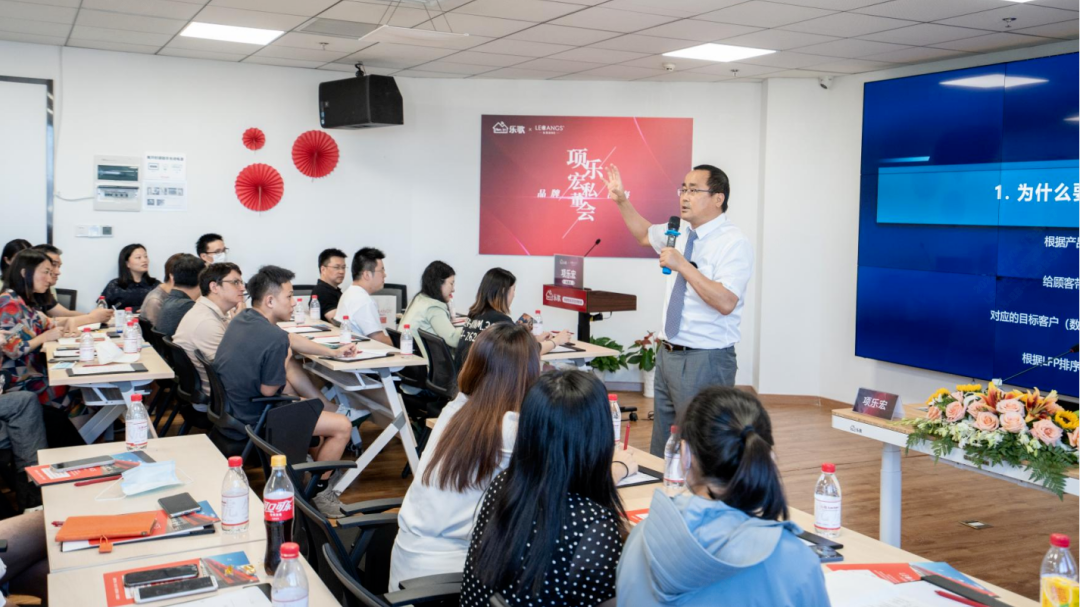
[336, 247, 393, 346]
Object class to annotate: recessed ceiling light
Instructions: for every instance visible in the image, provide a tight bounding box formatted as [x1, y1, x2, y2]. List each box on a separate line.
[180, 22, 283, 45]
[1001, 0, 1035, 3]
[663, 43, 774, 63]
[940, 74, 1048, 88]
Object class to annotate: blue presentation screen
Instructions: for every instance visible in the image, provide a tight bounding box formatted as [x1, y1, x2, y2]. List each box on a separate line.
[856, 53, 1079, 396]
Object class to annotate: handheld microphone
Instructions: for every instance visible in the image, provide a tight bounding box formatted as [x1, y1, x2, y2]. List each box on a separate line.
[583, 239, 601, 258]
[662, 216, 680, 275]
[994, 344, 1079, 387]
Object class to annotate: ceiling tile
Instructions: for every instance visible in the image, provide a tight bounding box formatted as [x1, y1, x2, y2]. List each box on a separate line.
[547, 46, 649, 63]
[690, 61, 783, 76]
[599, 0, 746, 18]
[634, 19, 760, 41]
[859, 23, 988, 45]
[718, 28, 841, 50]
[191, 6, 307, 30]
[451, 0, 586, 22]
[164, 36, 266, 54]
[0, 15, 71, 36]
[1026, 0, 1079, 9]
[588, 33, 694, 53]
[469, 38, 575, 57]
[345, 41, 457, 68]
[438, 50, 531, 66]
[507, 24, 619, 45]
[936, 4, 1077, 31]
[865, 46, 971, 63]
[1014, 20, 1079, 38]
[571, 64, 667, 79]
[635, 71, 727, 82]
[370, 25, 494, 50]
[513, 57, 603, 72]
[11, 0, 78, 7]
[806, 57, 894, 73]
[407, 60, 497, 75]
[797, 38, 911, 58]
[0, 0, 76, 24]
[619, 53, 718, 70]
[82, 0, 202, 20]
[252, 45, 349, 62]
[854, 0, 1004, 22]
[760, 0, 887, 8]
[69, 25, 173, 46]
[781, 13, 918, 37]
[433, 13, 536, 37]
[699, 2, 835, 28]
[319, 2, 431, 27]
[271, 32, 374, 54]
[208, 0, 338, 17]
[243, 56, 326, 68]
[482, 66, 563, 79]
[76, 9, 186, 34]
[550, 7, 677, 33]
[67, 38, 161, 53]
[158, 47, 248, 61]
[737, 50, 833, 68]
[931, 31, 1055, 52]
[765, 68, 842, 77]
[354, 0, 471, 9]
[395, 69, 468, 78]
[552, 72, 629, 80]
[0, 31, 67, 44]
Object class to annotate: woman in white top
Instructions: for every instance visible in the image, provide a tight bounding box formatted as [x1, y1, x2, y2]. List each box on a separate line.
[389, 323, 541, 590]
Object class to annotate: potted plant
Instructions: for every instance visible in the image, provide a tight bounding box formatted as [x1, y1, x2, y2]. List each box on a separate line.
[626, 331, 659, 398]
[587, 336, 628, 380]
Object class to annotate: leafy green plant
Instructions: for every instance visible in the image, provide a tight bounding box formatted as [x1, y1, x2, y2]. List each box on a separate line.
[626, 331, 658, 372]
[587, 336, 628, 373]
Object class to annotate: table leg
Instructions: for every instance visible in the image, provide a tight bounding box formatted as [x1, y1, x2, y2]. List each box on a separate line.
[880, 443, 902, 547]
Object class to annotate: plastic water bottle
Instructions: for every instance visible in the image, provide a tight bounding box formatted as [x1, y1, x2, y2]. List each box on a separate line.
[96, 296, 107, 309]
[293, 298, 306, 324]
[608, 394, 621, 443]
[338, 316, 352, 345]
[814, 463, 842, 539]
[532, 310, 544, 335]
[663, 426, 685, 496]
[79, 328, 95, 362]
[114, 308, 127, 335]
[1041, 534, 1078, 607]
[123, 320, 140, 354]
[400, 324, 414, 357]
[271, 542, 308, 606]
[132, 318, 143, 350]
[309, 296, 321, 323]
[221, 456, 250, 535]
[125, 394, 149, 451]
[264, 455, 295, 575]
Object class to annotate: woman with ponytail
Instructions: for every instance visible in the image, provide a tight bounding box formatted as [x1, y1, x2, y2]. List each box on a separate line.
[616, 386, 830, 606]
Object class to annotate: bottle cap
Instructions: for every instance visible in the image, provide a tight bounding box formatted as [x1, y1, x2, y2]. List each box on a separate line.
[608, 394, 618, 401]
[403, 324, 410, 329]
[342, 315, 349, 320]
[822, 463, 836, 473]
[281, 542, 299, 559]
[228, 456, 243, 468]
[670, 425, 678, 433]
[125, 307, 132, 312]
[1051, 533, 1071, 548]
[312, 295, 318, 300]
[535, 309, 541, 314]
[270, 454, 287, 468]
[131, 394, 142, 402]
[83, 327, 91, 332]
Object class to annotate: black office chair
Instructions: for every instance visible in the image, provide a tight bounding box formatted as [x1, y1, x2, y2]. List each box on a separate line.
[159, 337, 212, 436]
[394, 330, 457, 478]
[292, 284, 316, 299]
[54, 288, 76, 310]
[321, 544, 461, 607]
[141, 324, 176, 428]
[386, 329, 425, 391]
[196, 349, 297, 461]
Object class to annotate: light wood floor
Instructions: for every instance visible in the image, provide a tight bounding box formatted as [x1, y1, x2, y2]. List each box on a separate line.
[242, 391, 1077, 600]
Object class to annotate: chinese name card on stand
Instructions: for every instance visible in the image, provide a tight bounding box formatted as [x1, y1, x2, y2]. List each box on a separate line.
[853, 388, 903, 420]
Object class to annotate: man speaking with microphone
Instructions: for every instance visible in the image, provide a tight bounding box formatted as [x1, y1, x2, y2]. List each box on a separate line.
[604, 164, 754, 456]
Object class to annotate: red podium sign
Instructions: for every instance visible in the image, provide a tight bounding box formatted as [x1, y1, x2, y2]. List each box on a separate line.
[543, 285, 587, 313]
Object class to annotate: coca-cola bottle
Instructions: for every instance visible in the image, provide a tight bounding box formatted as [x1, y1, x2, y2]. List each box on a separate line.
[263, 454, 295, 575]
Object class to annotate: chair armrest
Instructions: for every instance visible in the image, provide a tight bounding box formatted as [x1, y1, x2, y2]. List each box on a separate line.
[384, 583, 462, 607]
[293, 461, 357, 475]
[252, 395, 300, 404]
[334, 512, 398, 530]
[340, 497, 403, 516]
[398, 572, 463, 589]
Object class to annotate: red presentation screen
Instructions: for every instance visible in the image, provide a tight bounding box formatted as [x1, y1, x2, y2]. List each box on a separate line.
[479, 115, 693, 258]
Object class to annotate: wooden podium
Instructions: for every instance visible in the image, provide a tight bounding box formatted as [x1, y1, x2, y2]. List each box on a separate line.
[542, 284, 637, 341]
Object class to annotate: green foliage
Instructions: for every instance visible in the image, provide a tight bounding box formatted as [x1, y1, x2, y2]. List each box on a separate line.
[588, 336, 628, 373]
[626, 331, 658, 372]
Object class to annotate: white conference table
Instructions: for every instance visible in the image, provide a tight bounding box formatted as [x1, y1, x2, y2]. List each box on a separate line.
[832, 405, 1080, 548]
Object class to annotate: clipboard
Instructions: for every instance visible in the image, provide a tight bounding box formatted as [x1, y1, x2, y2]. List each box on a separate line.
[550, 343, 586, 354]
[66, 363, 148, 378]
[320, 352, 393, 363]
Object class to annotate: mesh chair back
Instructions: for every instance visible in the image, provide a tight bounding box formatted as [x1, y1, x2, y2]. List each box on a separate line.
[194, 349, 227, 424]
[416, 329, 457, 399]
[160, 336, 205, 407]
[320, 544, 387, 607]
[386, 329, 426, 389]
[292, 284, 316, 299]
[55, 288, 77, 310]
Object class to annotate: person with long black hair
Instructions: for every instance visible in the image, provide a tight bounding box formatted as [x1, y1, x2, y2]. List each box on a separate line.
[616, 387, 829, 606]
[0, 239, 31, 280]
[100, 243, 160, 310]
[398, 260, 462, 359]
[460, 369, 634, 607]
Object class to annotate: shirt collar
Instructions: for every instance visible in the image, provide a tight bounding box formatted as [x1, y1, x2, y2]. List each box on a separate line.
[687, 213, 729, 240]
[169, 289, 193, 301]
[196, 296, 229, 321]
[317, 279, 342, 293]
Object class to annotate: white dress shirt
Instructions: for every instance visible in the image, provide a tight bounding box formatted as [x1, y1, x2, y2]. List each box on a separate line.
[647, 213, 754, 350]
[335, 284, 384, 337]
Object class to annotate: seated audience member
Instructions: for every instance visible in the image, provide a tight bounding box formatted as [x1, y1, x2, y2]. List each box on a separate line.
[141, 253, 185, 325]
[461, 370, 634, 607]
[213, 265, 356, 517]
[0, 384, 48, 510]
[312, 248, 347, 322]
[455, 268, 570, 369]
[1, 239, 31, 280]
[389, 323, 540, 589]
[196, 233, 228, 264]
[398, 261, 462, 358]
[153, 254, 205, 337]
[336, 248, 392, 346]
[0, 510, 49, 606]
[617, 387, 829, 607]
[31, 244, 112, 329]
[101, 244, 160, 310]
[173, 262, 243, 404]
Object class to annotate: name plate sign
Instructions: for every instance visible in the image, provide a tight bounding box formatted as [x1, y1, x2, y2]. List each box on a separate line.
[853, 388, 903, 420]
[554, 255, 584, 288]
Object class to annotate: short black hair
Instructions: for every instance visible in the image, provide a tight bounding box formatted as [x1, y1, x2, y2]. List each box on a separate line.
[351, 247, 385, 281]
[195, 233, 223, 256]
[169, 254, 205, 288]
[163, 252, 186, 282]
[693, 164, 731, 213]
[417, 260, 455, 304]
[32, 244, 62, 257]
[1, 239, 32, 275]
[318, 248, 347, 269]
[199, 262, 241, 296]
[247, 265, 295, 306]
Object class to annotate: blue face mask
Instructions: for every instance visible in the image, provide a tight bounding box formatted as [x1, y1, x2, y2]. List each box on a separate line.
[120, 461, 181, 496]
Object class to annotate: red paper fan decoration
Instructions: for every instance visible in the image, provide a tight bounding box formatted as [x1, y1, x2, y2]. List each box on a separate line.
[292, 130, 339, 178]
[242, 127, 266, 151]
[235, 163, 284, 212]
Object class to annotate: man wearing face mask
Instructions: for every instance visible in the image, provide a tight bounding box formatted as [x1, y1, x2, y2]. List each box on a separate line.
[196, 233, 228, 265]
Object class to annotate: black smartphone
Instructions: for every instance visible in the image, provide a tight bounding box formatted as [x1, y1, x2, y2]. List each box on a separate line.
[50, 455, 114, 471]
[797, 530, 844, 550]
[808, 544, 844, 563]
[133, 576, 217, 603]
[123, 564, 199, 587]
[158, 493, 201, 518]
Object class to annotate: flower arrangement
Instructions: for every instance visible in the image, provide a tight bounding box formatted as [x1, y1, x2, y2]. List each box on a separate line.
[904, 383, 1079, 497]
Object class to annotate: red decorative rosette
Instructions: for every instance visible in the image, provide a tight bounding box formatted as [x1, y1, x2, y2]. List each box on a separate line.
[291, 130, 339, 178]
[235, 163, 284, 212]
[242, 127, 265, 151]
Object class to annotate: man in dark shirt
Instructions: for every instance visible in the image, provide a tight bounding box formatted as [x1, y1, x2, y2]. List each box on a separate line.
[153, 254, 204, 337]
[312, 248, 347, 322]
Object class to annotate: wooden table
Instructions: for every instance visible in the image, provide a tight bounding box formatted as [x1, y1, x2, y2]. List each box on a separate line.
[39, 435, 265, 573]
[620, 448, 1036, 606]
[832, 405, 1079, 547]
[44, 338, 174, 443]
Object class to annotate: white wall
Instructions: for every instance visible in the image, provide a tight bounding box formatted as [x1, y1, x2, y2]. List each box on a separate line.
[756, 40, 1079, 405]
[0, 41, 763, 386]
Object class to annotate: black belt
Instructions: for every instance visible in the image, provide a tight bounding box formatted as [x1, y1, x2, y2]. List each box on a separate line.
[660, 341, 698, 352]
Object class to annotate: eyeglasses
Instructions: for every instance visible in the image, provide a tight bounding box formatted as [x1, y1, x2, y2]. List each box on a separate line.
[676, 187, 712, 197]
[219, 279, 244, 287]
[324, 264, 347, 271]
[207, 247, 230, 255]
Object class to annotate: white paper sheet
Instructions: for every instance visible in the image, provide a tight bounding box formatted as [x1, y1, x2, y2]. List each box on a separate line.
[174, 586, 271, 606]
[71, 364, 135, 376]
[335, 351, 393, 362]
[283, 326, 324, 334]
[616, 472, 659, 487]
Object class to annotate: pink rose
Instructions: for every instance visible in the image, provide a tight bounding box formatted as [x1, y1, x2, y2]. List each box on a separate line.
[1000, 411, 1026, 434]
[945, 401, 966, 423]
[966, 396, 991, 417]
[996, 399, 1024, 415]
[927, 406, 942, 422]
[973, 411, 999, 432]
[1069, 429, 1078, 449]
[1031, 419, 1063, 446]
[950, 391, 964, 403]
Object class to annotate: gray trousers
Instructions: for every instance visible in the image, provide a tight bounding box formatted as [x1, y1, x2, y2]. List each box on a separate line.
[0, 391, 47, 472]
[649, 346, 737, 457]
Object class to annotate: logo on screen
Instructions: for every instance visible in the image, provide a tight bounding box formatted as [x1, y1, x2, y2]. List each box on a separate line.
[492, 121, 509, 134]
[536, 125, 564, 135]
